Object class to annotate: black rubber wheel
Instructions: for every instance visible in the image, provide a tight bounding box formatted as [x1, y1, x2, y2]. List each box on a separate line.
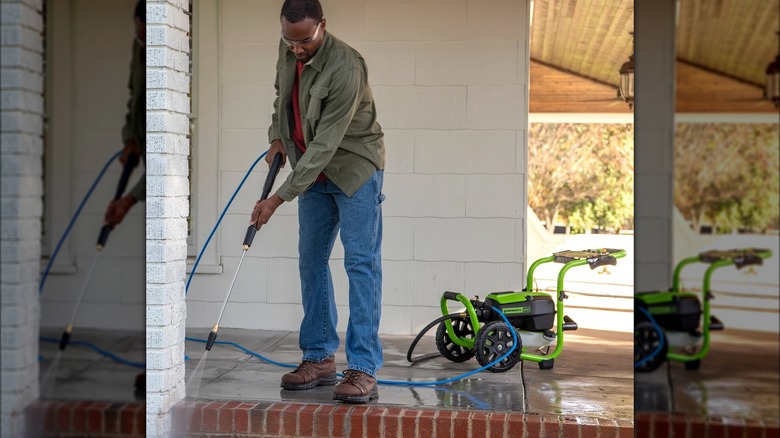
[435, 317, 475, 363]
[538, 358, 554, 370]
[474, 321, 521, 373]
[634, 320, 668, 372]
[684, 359, 701, 370]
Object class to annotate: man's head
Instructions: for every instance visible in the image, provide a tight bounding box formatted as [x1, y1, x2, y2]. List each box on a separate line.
[280, 0, 326, 63]
[134, 0, 145, 45]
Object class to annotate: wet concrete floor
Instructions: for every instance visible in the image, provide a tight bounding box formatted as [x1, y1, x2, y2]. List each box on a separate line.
[184, 327, 634, 420]
[37, 328, 145, 403]
[36, 326, 776, 424]
[634, 329, 779, 421]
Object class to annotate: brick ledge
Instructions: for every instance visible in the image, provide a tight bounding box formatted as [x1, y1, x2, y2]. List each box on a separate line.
[25, 399, 145, 438]
[171, 399, 634, 437]
[636, 412, 780, 438]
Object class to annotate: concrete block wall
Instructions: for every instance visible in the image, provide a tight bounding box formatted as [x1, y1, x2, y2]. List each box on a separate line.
[1, 0, 44, 436]
[39, 0, 145, 330]
[146, 0, 191, 436]
[185, 0, 531, 335]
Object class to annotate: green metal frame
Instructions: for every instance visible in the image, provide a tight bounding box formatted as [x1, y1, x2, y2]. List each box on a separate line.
[441, 249, 627, 363]
[650, 249, 773, 363]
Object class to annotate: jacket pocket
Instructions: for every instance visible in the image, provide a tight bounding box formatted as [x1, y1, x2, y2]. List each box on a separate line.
[306, 86, 329, 123]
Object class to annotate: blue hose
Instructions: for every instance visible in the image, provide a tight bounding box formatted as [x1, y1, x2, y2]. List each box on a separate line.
[39, 150, 122, 294]
[185, 151, 268, 294]
[39, 335, 145, 369]
[185, 151, 523, 386]
[38, 150, 146, 370]
[634, 306, 665, 368]
[185, 305, 520, 387]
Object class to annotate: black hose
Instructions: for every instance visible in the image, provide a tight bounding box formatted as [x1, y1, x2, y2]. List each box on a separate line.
[406, 313, 467, 363]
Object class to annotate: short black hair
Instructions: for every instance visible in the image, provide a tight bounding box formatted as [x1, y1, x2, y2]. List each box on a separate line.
[135, 0, 145, 22]
[281, 0, 323, 23]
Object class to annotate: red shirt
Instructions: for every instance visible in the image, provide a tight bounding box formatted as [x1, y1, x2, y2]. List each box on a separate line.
[292, 61, 326, 182]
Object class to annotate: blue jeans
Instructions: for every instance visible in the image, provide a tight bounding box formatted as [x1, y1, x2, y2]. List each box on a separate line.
[297, 170, 384, 377]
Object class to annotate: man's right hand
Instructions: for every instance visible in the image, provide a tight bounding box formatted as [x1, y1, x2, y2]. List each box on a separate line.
[267, 140, 287, 168]
[120, 139, 141, 166]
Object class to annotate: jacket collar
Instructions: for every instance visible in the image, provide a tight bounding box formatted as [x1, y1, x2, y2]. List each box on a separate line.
[304, 31, 332, 73]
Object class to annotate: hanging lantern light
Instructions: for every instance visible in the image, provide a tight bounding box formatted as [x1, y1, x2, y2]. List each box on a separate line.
[618, 32, 635, 109]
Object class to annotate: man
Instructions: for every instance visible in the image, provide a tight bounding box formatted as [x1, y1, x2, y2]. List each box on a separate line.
[102, 0, 145, 398]
[250, 0, 386, 404]
[104, 0, 145, 228]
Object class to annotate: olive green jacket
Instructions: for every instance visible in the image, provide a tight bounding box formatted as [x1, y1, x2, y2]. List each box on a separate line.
[268, 32, 385, 201]
[122, 38, 146, 201]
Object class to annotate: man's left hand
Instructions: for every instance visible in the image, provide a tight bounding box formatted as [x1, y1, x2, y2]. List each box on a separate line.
[250, 194, 284, 228]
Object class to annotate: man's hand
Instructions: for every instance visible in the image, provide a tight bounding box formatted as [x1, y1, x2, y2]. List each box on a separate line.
[120, 139, 141, 166]
[104, 195, 138, 228]
[250, 194, 284, 228]
[266, 140, 287, 168]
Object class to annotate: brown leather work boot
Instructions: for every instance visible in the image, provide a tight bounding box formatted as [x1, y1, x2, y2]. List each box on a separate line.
[281, 356, 337, 390]
[333, 369, 378, 403]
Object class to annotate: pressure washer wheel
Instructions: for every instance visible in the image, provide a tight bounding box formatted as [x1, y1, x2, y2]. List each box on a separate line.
[634, 320, 668, 372]
[435, 316, 475, 363]
[474, 321, 521, 373]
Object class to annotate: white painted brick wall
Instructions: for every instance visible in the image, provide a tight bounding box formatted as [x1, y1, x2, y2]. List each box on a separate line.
[146, 0, 191, 436]
[1, 1, 43, 436]
[186, 0, 529, 342]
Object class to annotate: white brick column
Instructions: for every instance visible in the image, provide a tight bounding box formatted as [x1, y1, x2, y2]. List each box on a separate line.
[146, 0, 191, 436]
[0, 0, 44, 436]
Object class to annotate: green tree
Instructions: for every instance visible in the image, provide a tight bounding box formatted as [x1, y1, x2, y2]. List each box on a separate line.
[529, 123, 634, 233]
[675, 124, 779, 233]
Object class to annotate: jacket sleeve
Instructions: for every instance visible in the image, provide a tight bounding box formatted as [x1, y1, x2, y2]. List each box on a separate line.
[268, 42, 285, 144]
[275, 67, 365, 201]
[121, 40, 139, 143]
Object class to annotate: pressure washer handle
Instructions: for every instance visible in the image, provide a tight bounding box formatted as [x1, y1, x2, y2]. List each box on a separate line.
[261, 152, 284, 201]
[443, 291, 460, 301]
[96, 225, 112, 248]
[96, 153, 140, 248]
[114, 153, 139, 201]
[243, 152, 284, 248]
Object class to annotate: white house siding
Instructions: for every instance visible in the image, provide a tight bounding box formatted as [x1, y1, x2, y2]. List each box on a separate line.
[39, 0, 145, 330]
[1, 0, 44, 435]
[634, 0, 675, 291]
[185, 0, 531, 336]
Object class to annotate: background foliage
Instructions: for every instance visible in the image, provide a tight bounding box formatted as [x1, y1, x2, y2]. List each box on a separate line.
[675, 123, 779, 234]
[528, 123, 634, 234]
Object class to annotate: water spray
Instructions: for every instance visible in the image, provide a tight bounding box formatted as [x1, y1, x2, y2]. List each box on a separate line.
[205, 152, 283, 351]
[57, 153, 139, 351]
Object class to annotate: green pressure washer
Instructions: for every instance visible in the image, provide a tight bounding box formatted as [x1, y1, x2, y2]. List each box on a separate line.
[408, 248, 626, 372]
[634, 248, 773, 372]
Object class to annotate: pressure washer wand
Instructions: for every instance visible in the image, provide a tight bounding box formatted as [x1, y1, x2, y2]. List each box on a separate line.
[58, 153, 138, 351]
[206, 152, 283, 351]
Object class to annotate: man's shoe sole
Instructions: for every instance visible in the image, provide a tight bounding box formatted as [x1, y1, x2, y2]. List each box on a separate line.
[333, 389, 379, 404]
[280, 374, 338, 390]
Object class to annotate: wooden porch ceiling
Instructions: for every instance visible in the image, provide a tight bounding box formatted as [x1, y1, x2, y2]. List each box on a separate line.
[529, 0, 779, 113]
[530, 0, 634, 88]
[677, 0, 779, 87]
